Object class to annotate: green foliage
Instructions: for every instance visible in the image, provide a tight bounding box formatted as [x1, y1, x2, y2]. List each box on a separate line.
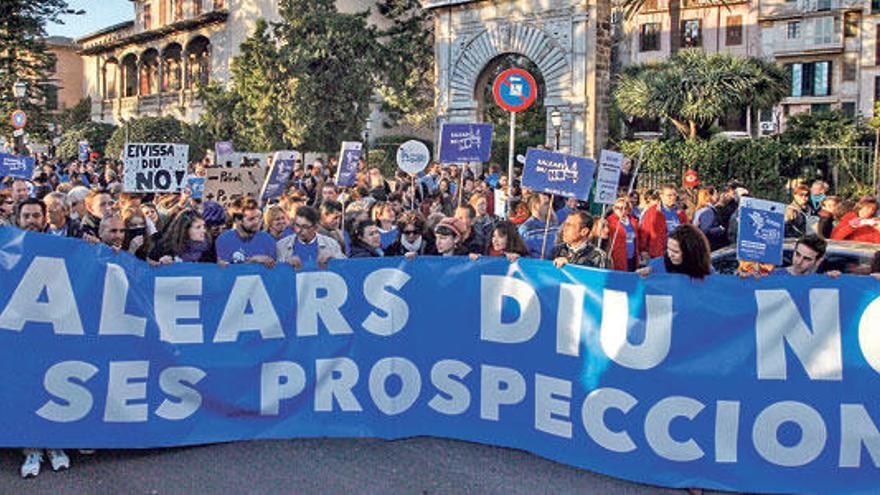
[199, 5, 378, 153]
[55, 97, 92, 132]
[614, 50, 789, 140]
[105, 116, 207, 162]
[620, 138, 799, 201]
[779, 109, 873, 146]
[56, 121, 115, 160]
[375, 0, 434, 131]
[0, 0, 81, 146]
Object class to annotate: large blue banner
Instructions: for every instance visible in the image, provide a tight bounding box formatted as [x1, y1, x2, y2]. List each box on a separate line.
[0, 227, 879, 495]
[438, 123, 493, 164]
[522, 148, 596, 201]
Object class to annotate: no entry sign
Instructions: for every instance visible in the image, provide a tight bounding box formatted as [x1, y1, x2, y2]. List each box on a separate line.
[10, 110, 26, 130]
[493, 68, 537, 113]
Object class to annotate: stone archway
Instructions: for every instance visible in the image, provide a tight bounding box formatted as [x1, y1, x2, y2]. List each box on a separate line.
[428, 0, 610, 158]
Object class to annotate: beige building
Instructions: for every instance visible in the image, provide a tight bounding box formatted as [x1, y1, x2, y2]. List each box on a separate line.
[45, 36, 85, 113]
[78, 0, 391, 132]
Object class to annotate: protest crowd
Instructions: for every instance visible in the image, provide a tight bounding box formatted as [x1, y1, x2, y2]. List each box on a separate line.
[2, 146, 880, 479]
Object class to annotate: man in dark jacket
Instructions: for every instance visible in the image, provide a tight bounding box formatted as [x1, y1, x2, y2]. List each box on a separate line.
[552, 211, 607, 268]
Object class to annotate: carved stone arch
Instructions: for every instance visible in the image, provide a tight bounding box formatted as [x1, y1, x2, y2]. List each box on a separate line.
[449, 23, 571, 109]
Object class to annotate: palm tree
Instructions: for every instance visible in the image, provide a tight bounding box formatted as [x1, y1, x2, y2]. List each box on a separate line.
[614, 49, 789, 140]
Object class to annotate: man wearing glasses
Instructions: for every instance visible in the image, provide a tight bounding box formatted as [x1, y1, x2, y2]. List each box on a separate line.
[276, 205, 345, 270]
[638, 183, 688, 261]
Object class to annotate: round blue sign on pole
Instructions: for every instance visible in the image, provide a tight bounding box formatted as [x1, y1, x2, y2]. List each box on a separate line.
[493, 68, 538, 113]
[10, 109, 27, 130]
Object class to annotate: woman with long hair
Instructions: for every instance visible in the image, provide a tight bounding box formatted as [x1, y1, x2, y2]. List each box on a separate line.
[637, 224, 712, 279]
[371, 201, 399, 250]
[349, 219, 384, 258]
[486, 220, 529, 262]
[154, 209, 216, 263]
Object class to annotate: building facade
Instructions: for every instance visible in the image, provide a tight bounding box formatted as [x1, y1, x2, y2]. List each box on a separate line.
[45, 36, 85, 113]
[618, 0, 880, 133]
[78, 0, 391, 131]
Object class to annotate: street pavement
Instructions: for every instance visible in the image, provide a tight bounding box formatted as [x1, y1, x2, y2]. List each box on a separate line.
[0, 437, 740, 495]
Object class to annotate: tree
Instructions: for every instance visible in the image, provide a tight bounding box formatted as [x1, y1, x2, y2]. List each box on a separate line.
[780, 109, 872, 146]
[375, 0, 434, 131]
[55, 96, 92, 133]
[56, 121, 115, 160]
[199, 3, 379, 152]
[105, 116, 208, 162]
[0, 1, 82, 147]
[614, 49, 788, 140]
[274, 0, 378, 151]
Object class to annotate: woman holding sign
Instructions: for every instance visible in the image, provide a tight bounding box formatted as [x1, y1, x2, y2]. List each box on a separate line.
[636, 224, 712, 279]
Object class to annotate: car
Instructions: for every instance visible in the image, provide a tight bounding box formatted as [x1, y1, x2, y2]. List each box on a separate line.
[710, 239, 879, 275]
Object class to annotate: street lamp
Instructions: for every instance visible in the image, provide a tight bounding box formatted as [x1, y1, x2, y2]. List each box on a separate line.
[12, 81, 27, 155]
[550, 109, 562, 151]
[13, 81, 27, 99]
[363, 116, 372, 166]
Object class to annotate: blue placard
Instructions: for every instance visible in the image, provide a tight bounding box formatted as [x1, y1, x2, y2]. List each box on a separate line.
[438, 123, 493, 163]
[261, 159, 295, 201]
[0, 153, 35, 179]
[214, 141, 234, 160]
[187, 176, 206, 200]
[335, 142, 362, 187]
[521, 148, 596, 201]
[737, 197, 785, 265]
[1, 227, 880, 495]
[78, 141, 89, 162]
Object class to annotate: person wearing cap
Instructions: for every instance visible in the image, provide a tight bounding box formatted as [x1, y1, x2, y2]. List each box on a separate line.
[433, 217, 469, 256]
[552, 211, 607, 269]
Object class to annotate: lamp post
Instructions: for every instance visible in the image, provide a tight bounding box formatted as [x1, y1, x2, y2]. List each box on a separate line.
[363, 116, 372, 166]
[550, 109, 562, 152]
[12, 80, 27, 155]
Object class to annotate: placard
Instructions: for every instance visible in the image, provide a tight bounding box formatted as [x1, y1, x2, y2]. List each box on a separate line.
[204, 167, 266, 206]
[0, 153, 35, 179]
[187, 176, 206, 200]
[396, 140, 430, 174]
[521, 147, 596, 201]
[260, 151, 300, 201]
[736, 197, 785, 265]
[335, 142, 362, 187]
[122, 143, 189, 193]
[438, 123, 493, 164]
[594, 149, 624, 205]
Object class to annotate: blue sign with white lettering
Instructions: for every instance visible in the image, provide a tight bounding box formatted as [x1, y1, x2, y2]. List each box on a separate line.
[0, 153, 35, 179]
[522, 148, 596, 201]
[335, 142, 362, 187]
[1, 228, 880, 495]
[261, 159, 295, 201]
[78, 141, 89, 162]
[439, 123, 494, 164]
[187, 176, 206, 200]
[737, 197, 785, 265]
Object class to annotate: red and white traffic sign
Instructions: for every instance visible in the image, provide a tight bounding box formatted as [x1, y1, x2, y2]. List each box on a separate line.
[493, 68, 537, 113]
[10, 109, 27, 130]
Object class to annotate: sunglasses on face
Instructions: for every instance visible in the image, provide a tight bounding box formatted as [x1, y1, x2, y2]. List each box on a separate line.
[402, 230, 419, 236]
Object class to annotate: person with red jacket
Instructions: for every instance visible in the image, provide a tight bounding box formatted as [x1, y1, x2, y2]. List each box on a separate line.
[607, 196, 640, 271]
[831, 196, 880, 244]
[638, 183, 689, 260]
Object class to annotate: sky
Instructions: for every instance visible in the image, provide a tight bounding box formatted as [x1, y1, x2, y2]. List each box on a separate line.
[46, 0, 134, 40]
